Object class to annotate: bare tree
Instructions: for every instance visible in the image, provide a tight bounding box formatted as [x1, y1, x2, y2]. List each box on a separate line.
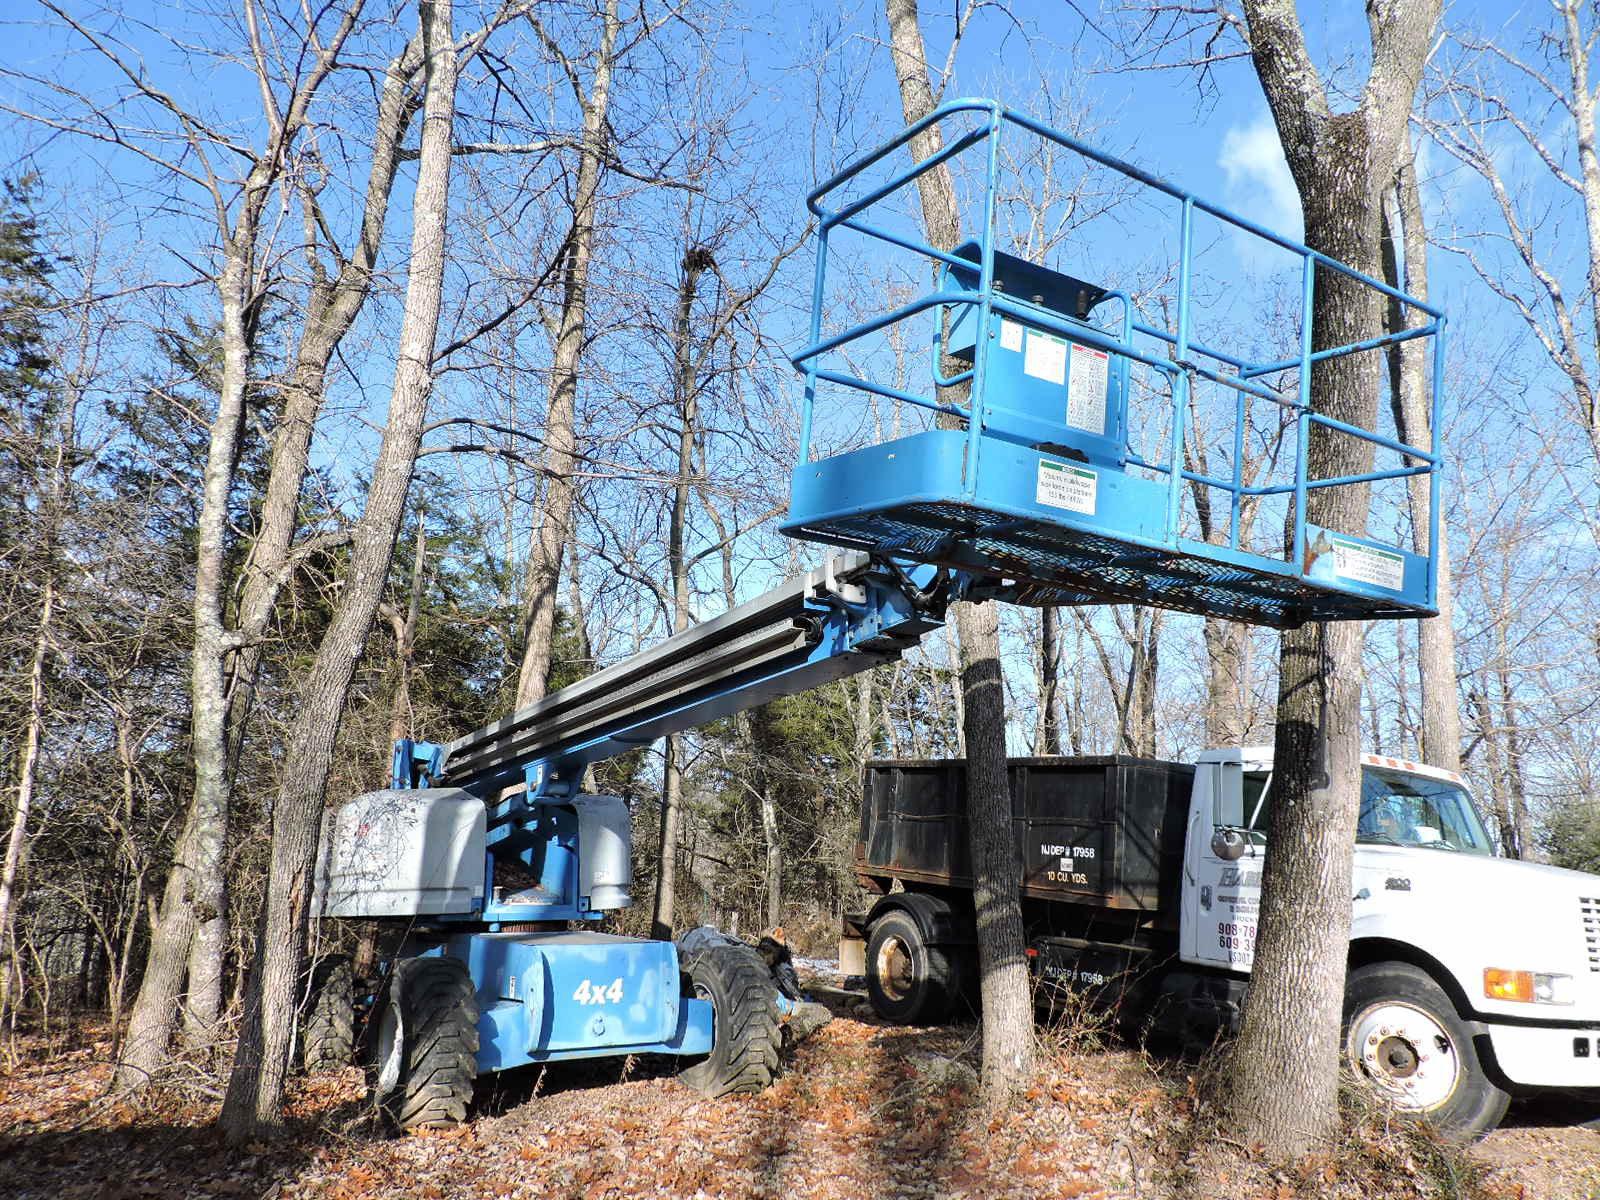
[514, 0, 623, 708]
[883, 0, 1034, 1104]
[1213, 0, 1441, 1157]
[218, 0, 459, 1139]
[21, 1, 377, 1089]
[1380, 138, 1462, 772]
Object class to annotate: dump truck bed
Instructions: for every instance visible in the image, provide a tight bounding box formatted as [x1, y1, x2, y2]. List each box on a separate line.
[855, 756, 1195, 914]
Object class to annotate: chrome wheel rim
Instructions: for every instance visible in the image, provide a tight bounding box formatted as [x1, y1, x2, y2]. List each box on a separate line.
[1348, 1000, 1460, 1111]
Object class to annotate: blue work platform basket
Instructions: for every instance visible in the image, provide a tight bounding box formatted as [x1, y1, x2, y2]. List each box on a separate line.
[781, 100, 1446, 629]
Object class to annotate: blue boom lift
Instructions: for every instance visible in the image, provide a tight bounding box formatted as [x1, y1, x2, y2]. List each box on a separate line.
[310, 100, 1447, 1129]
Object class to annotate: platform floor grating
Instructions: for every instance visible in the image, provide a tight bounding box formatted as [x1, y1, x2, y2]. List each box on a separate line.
[791, 502, 1417, 628]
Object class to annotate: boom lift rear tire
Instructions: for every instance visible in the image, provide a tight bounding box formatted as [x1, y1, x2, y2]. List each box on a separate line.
[865, 909, 959, 1025]
[374, 955, 480, 1131]
[678, 943, 781, 1097]
[301, 954, 355, 1072]
[1343, 961, 1510, 1139]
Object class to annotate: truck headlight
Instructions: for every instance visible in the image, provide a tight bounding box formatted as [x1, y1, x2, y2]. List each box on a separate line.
[1483, 968, 1575, 1005]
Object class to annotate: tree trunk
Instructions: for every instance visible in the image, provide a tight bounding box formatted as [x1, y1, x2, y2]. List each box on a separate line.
[1037, 607, 1062, 755]
[1202, 618, 1250, 745]
[884, 0, 1034, 1103]
[1223, 0, 1439, 1158]
[0, 574, 53, 1017]
[649, 243, 711, 939]
[514, 0, 620, 708]
[116, 232, 258, 1092]
[1381, 139, 1461, 773]
[954, 600, 1033, 1100]
[1469, 686, 1519, 857]
[651, 735, 684, 941]
[218, 0, 456, 1139]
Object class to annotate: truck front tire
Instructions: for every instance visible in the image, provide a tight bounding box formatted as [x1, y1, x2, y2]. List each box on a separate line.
[1343, 962, 1510, 1138]
[374, 955, 479, 1131]
[301, 954, 355, 1072]
[678, 942, 782, 1097]
[865, 909, 958, 1024]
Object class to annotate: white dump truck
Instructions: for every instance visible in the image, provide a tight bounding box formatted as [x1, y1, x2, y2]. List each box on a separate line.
[842, 748, 1600, 1135]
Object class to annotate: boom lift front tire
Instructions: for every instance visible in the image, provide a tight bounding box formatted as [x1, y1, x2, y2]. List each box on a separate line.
[301, 954, 356, 1072]
[865, 909, 959, 1025]
[678, 942, 782, 1097]
[1343, 961, 1511, 1138]
[374, 955, 480, 1131]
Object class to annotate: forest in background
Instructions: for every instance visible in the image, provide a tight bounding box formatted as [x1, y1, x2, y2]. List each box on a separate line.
[0, 0, 1596, 1102]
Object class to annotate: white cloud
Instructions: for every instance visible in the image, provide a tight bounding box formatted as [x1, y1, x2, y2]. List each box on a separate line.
[1217, 119, 1304, 247]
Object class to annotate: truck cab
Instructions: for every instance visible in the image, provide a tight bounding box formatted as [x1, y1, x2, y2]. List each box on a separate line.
[1184, 747, 1600, 1132]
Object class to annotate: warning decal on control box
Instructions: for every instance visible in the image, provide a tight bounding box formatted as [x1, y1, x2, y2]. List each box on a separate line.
[1066, 342, 1109, 434]
[1024, 329, 1067, 385]
[1332, 536, 1405, 591]
[1037, 459, 1097, 515]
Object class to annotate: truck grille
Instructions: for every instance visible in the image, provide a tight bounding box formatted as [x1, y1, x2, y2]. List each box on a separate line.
[1584, 897, 1600, 972]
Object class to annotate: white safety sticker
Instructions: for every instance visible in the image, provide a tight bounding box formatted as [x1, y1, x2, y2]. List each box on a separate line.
[1332, 536, 1406, 591]
[1066, 343, 1109, 434]
[999, 318, 1023, 352]
[1024, 328, 1067, 384]
[1036, 459, 1097, 515]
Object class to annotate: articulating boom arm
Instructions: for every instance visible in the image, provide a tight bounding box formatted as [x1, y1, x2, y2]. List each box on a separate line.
[393, 553, 957, 817]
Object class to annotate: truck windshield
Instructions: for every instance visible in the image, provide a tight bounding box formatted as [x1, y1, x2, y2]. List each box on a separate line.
[1357, 767, 1492, 854]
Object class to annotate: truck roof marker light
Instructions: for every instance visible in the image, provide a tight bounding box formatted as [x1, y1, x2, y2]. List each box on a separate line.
[1360, 753, 1464, 786]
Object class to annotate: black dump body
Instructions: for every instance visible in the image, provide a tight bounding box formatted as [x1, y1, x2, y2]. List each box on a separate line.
[856, 756, 1194, 918]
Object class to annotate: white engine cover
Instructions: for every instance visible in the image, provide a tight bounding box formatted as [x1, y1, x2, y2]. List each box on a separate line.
[316, 788, 485, 918]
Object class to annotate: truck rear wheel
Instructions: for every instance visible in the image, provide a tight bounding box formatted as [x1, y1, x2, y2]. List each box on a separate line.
[866, 909, 958, 1024]
[301, 954, 355, 1072]
[678, 942, 782, 1097]
[1343, 962, 1510, 1138]
[374, 956, 479, 1131]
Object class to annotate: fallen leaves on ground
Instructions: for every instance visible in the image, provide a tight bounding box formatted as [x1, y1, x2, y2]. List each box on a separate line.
[0, 997, 1590, 1200]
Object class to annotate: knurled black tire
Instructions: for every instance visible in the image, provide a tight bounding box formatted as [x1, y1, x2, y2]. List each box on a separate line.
[865, 909, 958, 1024]
[1343, 961, 1511, 1139]
[301, 954, 356, 1073]
[375, 956, 479, 1131]
[678, 943, 781, 1097]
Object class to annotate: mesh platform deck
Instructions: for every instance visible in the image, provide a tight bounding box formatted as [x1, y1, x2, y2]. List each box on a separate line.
[786, 500, 1425, 629]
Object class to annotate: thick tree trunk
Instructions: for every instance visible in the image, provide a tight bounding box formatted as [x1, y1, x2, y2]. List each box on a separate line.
[953, 600, 1033, 1101]
[884, 0, 1034, 1103]
[514, 0, 620, 708]
[1381, 142, 1461, 773]
[1223, 0, 1439, 1158]
[217, 0, 456, 1140]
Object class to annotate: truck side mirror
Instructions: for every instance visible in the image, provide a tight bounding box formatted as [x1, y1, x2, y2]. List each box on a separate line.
[1211, 827, 1248, 862]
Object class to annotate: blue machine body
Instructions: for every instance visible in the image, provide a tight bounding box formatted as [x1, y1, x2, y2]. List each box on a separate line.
[366, 100, 1451, 1088]
[783, 99, 1446, 629]
[414, 932, 713, 1071]
[381, 556, 950, 1078]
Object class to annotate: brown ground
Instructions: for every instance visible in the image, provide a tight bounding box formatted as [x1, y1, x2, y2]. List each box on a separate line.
[1, 992, 1594, 1200]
